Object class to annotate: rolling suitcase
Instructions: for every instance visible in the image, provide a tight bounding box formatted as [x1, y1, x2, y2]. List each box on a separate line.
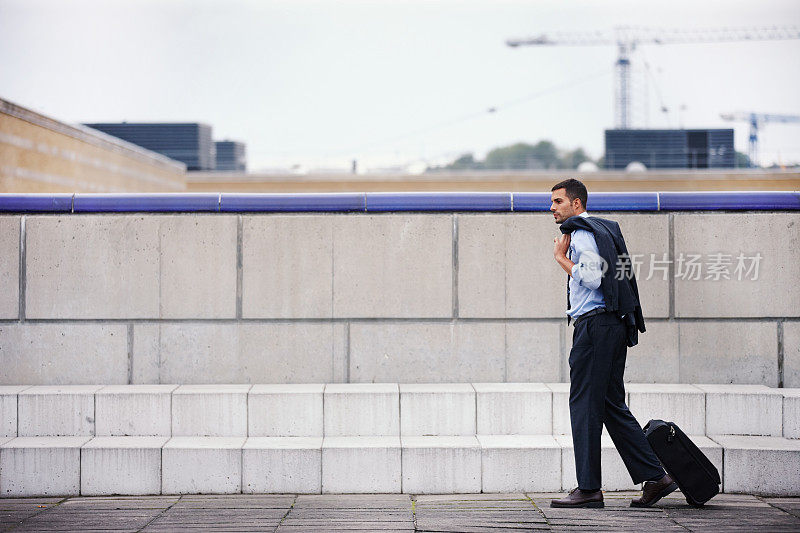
[644, 419, 720, 507]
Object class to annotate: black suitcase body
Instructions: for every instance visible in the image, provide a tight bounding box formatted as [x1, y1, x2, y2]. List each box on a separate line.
[644, 419, 720, 506]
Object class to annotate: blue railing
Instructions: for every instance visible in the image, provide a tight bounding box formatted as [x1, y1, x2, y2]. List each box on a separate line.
[0, 191, 798, 212]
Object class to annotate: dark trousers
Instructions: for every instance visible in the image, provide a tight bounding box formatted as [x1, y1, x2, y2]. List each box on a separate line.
[569, 311, 664, 491]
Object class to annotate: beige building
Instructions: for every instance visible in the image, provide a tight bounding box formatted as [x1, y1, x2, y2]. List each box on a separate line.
[0, 97, 185, 193]
[187, 168, 800, 193]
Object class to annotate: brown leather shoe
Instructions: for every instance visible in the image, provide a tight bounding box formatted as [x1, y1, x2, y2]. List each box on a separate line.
[630, 473, 678, 507]
[551, 487, 604, 508]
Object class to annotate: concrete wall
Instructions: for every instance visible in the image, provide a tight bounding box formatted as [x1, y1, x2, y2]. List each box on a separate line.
[1, 212, 797, 386]
[0, 98, 186, 193]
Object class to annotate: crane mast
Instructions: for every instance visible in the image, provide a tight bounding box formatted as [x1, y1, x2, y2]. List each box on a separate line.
[507, 26, 800, 129]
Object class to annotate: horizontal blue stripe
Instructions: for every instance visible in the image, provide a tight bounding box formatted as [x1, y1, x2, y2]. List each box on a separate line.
[366, 192, 511, 211]
[659, 191, 800, 210]
[512, 193, 551, 211]
[513, 192, 659, 211]
[587, 192, 659, 211]
[0, 192, 797, 212]
[74, 194, 220, 212]
[220, 193, 365, 212]
[0, 194, 73, 212]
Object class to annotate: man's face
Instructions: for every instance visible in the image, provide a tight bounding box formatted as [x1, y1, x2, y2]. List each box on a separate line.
[550, 188, 580, 224]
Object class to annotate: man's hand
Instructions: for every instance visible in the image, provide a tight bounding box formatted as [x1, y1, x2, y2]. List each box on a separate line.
[554, 233, 575, 275]
[553, 233, 571, 259]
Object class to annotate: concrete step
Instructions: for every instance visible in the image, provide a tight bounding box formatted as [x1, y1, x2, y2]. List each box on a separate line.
[2, 383, 798, 497]
[2, 384, 796, 439]
[2, 434, 799, 496]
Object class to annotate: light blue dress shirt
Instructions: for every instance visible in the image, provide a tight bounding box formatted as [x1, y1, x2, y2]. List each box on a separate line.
[566, 211, 606, 319]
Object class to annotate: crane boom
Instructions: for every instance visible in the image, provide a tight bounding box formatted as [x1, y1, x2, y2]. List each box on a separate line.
[507, 26, 800, 47]
[507, 25, 800, 129]
[720, 112, 800, 167]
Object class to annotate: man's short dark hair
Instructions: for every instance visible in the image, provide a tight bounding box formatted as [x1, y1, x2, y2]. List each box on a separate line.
[551, 178, 588, 209]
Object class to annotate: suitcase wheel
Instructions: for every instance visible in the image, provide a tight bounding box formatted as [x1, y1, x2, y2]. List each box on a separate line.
[686, 497, 705, 508]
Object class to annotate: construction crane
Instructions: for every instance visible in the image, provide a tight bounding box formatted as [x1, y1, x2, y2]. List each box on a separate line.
[720, 112, 800, 167]
[506, 26, 800, 129]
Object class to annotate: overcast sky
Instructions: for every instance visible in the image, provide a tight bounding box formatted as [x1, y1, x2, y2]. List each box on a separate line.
[1, 0, 799, 171]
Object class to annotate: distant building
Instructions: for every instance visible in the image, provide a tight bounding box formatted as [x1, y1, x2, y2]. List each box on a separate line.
[605, 129, 735, 169]
[214, 140, 246, 171]
[84, 123, 215, 171]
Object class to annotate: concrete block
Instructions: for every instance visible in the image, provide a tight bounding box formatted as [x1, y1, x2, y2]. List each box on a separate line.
[349, 322, 505, 383]
[674, 213, 800, 318]
[159, 215, 237, 319]
[332, 323, 348, 383]
[456, 215, 505, 318]
[557, 434, 640, 491]
[18, 385, 101, 436]
[0, 216, 19, 319]
[547, 383, 571, 435]
[248, 384, 324, 437]
[679, 322, 778, 386]
[243, 437, 322, 494]
[399, 384, 475, 436]
[784, 321, 800, 388]
[80, 436, 168, 495]
[162, 437, 245, 494]
[781, 389, 800, 439]
[623, 321, 680, 383]
[401, 436, 481, 494]
[505, 322, 561, 382]
[473, 383, 552, 435]
[158, 323, 336, 383]
[506, 215, 568, 319]
[458, 214, 564, 319]
[171, 385, 250, 437]
[612, 214, 670, 318]
[322, 436, 401, 493]
[0, 436, 89, 496]
[477, 435, 561, 492]
[712, 435, 800, 496]
[242, 216, 333, 318]
[132, 323, 159, 384]
[332, 215, 452, 318]
[627, 384, 705, 435]
[324, 384, 399, 436]
[25, 215, 160, 318]
[0, 386, 28, 437]
[0, 323, 128, 385]
[698, 384, 783, 436]
[95, 385, 177, 436]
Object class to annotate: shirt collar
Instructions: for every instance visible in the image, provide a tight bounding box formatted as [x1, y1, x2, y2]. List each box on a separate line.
[578, 211, 589, 218]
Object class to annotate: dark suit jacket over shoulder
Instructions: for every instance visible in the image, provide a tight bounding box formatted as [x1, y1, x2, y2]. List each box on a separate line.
[560, 215, 646, 347]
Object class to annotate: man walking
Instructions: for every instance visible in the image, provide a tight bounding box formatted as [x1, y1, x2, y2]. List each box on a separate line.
[549, 179, 676, 509]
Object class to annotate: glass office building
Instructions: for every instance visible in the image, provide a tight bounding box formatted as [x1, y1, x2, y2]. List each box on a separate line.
[605, 129, 735, 169]
[84, 123, 215, 171]
[215, 141, 247, 171]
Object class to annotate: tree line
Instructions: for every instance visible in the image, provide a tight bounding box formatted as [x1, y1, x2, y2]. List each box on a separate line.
[427, 141, 595, 172]
[427, 140, 756, 171]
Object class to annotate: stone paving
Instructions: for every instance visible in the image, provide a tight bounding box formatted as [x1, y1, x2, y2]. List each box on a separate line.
[1, 491, 799, 532]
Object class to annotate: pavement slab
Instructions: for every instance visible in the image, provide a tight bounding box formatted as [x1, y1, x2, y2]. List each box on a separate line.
[0, 492, 797, 532]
